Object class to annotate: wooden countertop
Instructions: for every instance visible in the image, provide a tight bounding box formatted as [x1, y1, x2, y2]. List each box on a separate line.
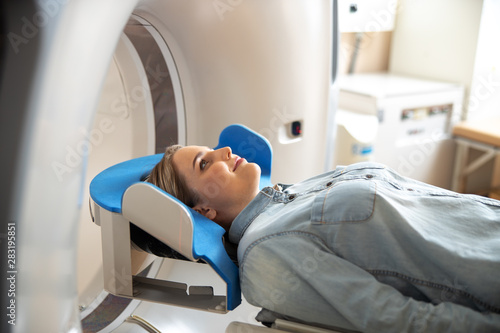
[453, 117, 500, 147]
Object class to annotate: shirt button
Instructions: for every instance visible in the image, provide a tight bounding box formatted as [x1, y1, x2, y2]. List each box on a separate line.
[407, 188, 414, 191]
[288, 194, 296, 200]
[366, 174, 373, 179]
[326, 181, 333, 187]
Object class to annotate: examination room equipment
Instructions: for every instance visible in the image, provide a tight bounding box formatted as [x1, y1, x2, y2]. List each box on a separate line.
[335, 73, 465, 189]
[89, 124, 345, 332]
[1, 0, 338, 332]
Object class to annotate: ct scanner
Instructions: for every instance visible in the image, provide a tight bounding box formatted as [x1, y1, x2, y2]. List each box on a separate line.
[1, 0, 338, 332]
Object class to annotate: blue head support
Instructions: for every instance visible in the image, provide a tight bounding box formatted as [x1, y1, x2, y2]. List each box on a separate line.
[215, 124, 273, 189]
[89, 124, 272, 311]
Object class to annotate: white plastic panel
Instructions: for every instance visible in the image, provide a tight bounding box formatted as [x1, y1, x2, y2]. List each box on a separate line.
[77, 32, 159, 313]
[122, 183, 196, 262]
[112, 33, 156, 157]
[134, 0, 336, 184]
[338, 0, 397, 32]
[112, 259, 263, 333]
[77, 11, 187, 322]
[12, 1, 337, 332]
[13, 1, 141, 332]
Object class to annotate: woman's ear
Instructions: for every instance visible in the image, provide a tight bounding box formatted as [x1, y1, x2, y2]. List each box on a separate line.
[193, 205, 217, 221]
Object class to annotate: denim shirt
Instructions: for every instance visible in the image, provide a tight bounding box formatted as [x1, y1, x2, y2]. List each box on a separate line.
[228, 162, 500, 333]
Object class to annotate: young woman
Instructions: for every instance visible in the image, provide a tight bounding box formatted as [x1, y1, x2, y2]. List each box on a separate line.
[146, 145, 500, 333]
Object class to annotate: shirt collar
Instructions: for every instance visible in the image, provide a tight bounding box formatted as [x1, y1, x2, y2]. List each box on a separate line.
[228, 186, 276, 244]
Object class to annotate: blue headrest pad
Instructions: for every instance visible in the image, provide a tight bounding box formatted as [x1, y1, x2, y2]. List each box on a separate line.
[190, 210, 241, 310]
[89, 124, 272, 310]
[89, 154, 163, 213]
[90, 124, 273, 212]
[90, 155, 242, 309]
[215, 124, 273, 188]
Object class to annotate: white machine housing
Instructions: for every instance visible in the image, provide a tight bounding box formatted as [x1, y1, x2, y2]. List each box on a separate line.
[4, 1, 339, 333]
[336, 73, 465, 189]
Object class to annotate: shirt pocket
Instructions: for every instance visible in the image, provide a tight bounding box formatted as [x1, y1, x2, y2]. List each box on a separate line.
[311, 179, 376, 224]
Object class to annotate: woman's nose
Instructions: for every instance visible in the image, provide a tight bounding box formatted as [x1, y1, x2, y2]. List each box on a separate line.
[220, 146, 232, 160]
[211, 147, 231, 161]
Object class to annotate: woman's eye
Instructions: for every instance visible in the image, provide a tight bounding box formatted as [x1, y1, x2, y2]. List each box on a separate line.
[200, 159, 208, 170]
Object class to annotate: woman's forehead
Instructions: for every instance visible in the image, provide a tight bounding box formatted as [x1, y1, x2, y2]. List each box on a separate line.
[173, 145, 210, 168]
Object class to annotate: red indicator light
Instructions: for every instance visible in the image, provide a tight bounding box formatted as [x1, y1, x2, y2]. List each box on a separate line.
[291, 121, 302, 136]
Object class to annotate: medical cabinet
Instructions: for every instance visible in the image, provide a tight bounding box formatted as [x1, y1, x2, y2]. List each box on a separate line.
[335, 73, 464, 189]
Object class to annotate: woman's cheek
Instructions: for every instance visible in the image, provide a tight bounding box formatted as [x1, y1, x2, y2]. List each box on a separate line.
[201, 166, 230, 198]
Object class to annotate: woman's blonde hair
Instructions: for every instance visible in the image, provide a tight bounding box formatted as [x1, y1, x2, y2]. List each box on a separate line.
[144, 145, 199, 207]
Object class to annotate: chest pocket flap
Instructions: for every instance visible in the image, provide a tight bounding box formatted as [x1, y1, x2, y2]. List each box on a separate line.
[311, 179, 376, 224]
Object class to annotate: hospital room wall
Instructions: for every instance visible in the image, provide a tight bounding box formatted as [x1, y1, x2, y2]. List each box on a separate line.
[338, 0, 498, 195]
[338, 31, 392, 74]
[390, 0, 500, 122]
[342, 0, 499, 123]
[341, 0, 488, 114]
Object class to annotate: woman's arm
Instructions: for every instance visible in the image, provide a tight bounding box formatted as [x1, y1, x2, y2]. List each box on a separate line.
[239, 234, 500, 333]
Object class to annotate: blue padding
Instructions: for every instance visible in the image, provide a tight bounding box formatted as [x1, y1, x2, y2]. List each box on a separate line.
[189, 209, 241, 310]
[89, 154, 163, 213]
[134, 182, 242, 309]
[89, 124, 273, 311]
[215, 124, 273, 189]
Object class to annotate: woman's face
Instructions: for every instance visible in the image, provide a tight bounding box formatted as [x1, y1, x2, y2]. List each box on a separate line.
[172, 145, 261, 228]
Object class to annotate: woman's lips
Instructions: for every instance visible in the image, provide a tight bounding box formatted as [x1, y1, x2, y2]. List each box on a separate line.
[233, 157, 244, 171]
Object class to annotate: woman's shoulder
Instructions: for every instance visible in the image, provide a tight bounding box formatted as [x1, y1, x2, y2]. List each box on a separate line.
[285, 162, 388, 191]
